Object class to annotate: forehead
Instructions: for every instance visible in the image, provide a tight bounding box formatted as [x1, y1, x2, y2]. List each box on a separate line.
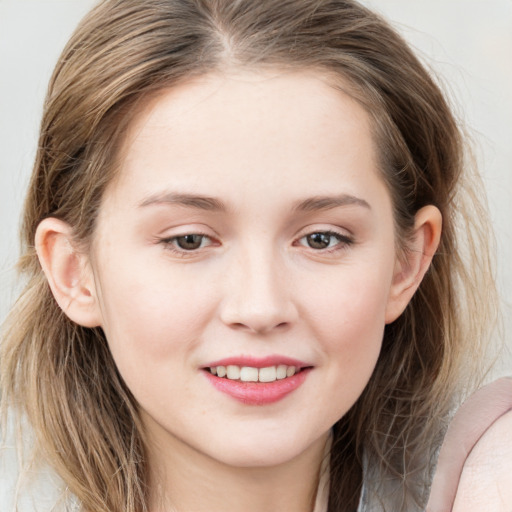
[107, 69, 387, 209]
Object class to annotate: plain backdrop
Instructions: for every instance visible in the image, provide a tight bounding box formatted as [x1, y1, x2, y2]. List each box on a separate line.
[1, 0, 511, 374]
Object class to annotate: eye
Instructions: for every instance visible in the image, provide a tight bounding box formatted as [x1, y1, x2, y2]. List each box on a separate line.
[297, 231, 352, 250]
[175, 234, 208, 250]
[162, 234, 213, 252]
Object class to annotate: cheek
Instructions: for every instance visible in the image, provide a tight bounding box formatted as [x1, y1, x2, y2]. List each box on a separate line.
[94, 269, 220, 413]
[326, 295, 385, 379]
[302, 263, 392, 395]
[93, 255, 218, 367]
[307, 290, 387, 424]
[305, 263, 391, 341]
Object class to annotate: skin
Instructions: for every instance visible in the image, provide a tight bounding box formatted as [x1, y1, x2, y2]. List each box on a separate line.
[453, 410, 512, 511]
[428, 378, 512, 512]
[36, 69, 441, 511]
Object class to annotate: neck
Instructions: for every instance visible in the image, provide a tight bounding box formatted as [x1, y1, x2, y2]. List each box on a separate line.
[146, 429, 330, 512]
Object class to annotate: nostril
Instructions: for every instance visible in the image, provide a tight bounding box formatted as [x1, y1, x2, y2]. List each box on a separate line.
[227, 321, 290, 334]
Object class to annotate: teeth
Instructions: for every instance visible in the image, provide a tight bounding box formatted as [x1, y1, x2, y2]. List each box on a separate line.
[259, 366, 277, 383]
[226, 365, 240, 380]
[276, 365, 287, 380]
[286, 366, 296, 377]
[209, 365, 299, 383]
[240, 366, 259, 382]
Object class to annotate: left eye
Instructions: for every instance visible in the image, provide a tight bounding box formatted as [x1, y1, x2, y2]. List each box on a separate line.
[298, 231, 349, 250]
[167, 234, 211, 251]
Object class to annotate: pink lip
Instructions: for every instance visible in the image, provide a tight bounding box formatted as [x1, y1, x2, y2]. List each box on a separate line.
[204, 370, 310, 405]
[202, 355, 312, 406]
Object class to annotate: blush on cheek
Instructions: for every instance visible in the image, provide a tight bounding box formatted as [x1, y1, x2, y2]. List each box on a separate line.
[312, 286, 387, 340]
[103, 291, 210, 364]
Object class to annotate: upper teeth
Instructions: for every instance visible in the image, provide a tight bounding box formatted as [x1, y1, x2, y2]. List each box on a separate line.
[210, 365, 297, 382]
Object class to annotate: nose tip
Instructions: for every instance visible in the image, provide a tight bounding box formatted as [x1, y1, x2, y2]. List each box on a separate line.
[219, 256, 297, 334]
[221, 292, 296, 334]
[228, 316, 291, 335]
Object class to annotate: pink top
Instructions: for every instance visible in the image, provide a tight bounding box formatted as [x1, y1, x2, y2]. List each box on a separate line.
[427, 377, 512, 512]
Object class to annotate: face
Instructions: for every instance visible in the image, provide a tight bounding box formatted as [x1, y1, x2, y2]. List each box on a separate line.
[89, 70, 401, 469]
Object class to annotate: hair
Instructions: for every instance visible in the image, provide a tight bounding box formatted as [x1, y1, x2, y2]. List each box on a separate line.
[0, 1, 497, 511]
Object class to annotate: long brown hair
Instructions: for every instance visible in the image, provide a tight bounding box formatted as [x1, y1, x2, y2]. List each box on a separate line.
[1, 1, 497, 511]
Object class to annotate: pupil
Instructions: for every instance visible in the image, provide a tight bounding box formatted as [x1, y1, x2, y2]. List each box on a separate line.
[308, 233, 330, 249]
[177, 234, 202, 250]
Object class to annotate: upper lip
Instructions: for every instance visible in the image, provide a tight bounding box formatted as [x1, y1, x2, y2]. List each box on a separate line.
[203, 355, 311, 369]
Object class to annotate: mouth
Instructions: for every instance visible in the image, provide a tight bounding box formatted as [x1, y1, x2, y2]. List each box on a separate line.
[202, 357, 313, 405]
[206, 364, 303, 383]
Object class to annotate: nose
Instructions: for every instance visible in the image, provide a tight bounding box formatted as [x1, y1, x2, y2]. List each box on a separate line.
[219, 247, 298, 334]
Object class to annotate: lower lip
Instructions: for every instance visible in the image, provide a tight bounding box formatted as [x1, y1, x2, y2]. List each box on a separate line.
[204, 369, 311, 406]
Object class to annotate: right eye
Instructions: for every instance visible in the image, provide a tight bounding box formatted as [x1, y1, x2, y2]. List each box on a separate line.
[174, 234, 209, 250]
[160, 233, 213, 253]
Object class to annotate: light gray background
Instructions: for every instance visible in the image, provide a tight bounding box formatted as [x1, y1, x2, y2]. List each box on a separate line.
[1, 0, 511, 374]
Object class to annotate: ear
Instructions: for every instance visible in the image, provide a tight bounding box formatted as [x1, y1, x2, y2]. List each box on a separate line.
[35, 218, 102, 328]
[385, 205, 442, 324]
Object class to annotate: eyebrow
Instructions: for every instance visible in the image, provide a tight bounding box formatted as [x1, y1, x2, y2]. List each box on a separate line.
[293, 194, 371, 212]
[139, 192, 227, 211]
[138, 191, 370, 213]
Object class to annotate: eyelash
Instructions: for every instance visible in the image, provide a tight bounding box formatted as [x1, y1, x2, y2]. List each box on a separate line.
[159, 233, 215, 257]
[295, 230, 354, 253]
[159, 230, 353, 257]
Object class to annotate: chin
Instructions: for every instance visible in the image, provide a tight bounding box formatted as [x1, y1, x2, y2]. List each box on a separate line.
[214, 449, 300, 469]
[205, 431, 326, 469]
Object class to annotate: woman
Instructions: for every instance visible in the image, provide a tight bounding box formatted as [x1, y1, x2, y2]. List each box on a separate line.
[0, 1, 499, 511]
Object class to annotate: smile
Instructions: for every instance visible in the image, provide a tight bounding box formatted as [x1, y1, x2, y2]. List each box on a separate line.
[209, 365, 297, 383]
[203, 357, 312, 405]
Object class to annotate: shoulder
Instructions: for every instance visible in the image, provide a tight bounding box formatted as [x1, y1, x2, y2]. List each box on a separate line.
[453, 408, 512, 511]
[427, 377, 512, 512]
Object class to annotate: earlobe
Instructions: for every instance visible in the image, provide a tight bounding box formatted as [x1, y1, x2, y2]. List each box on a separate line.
[385, 205, 442, 324]
[35, 218, 102, 328]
